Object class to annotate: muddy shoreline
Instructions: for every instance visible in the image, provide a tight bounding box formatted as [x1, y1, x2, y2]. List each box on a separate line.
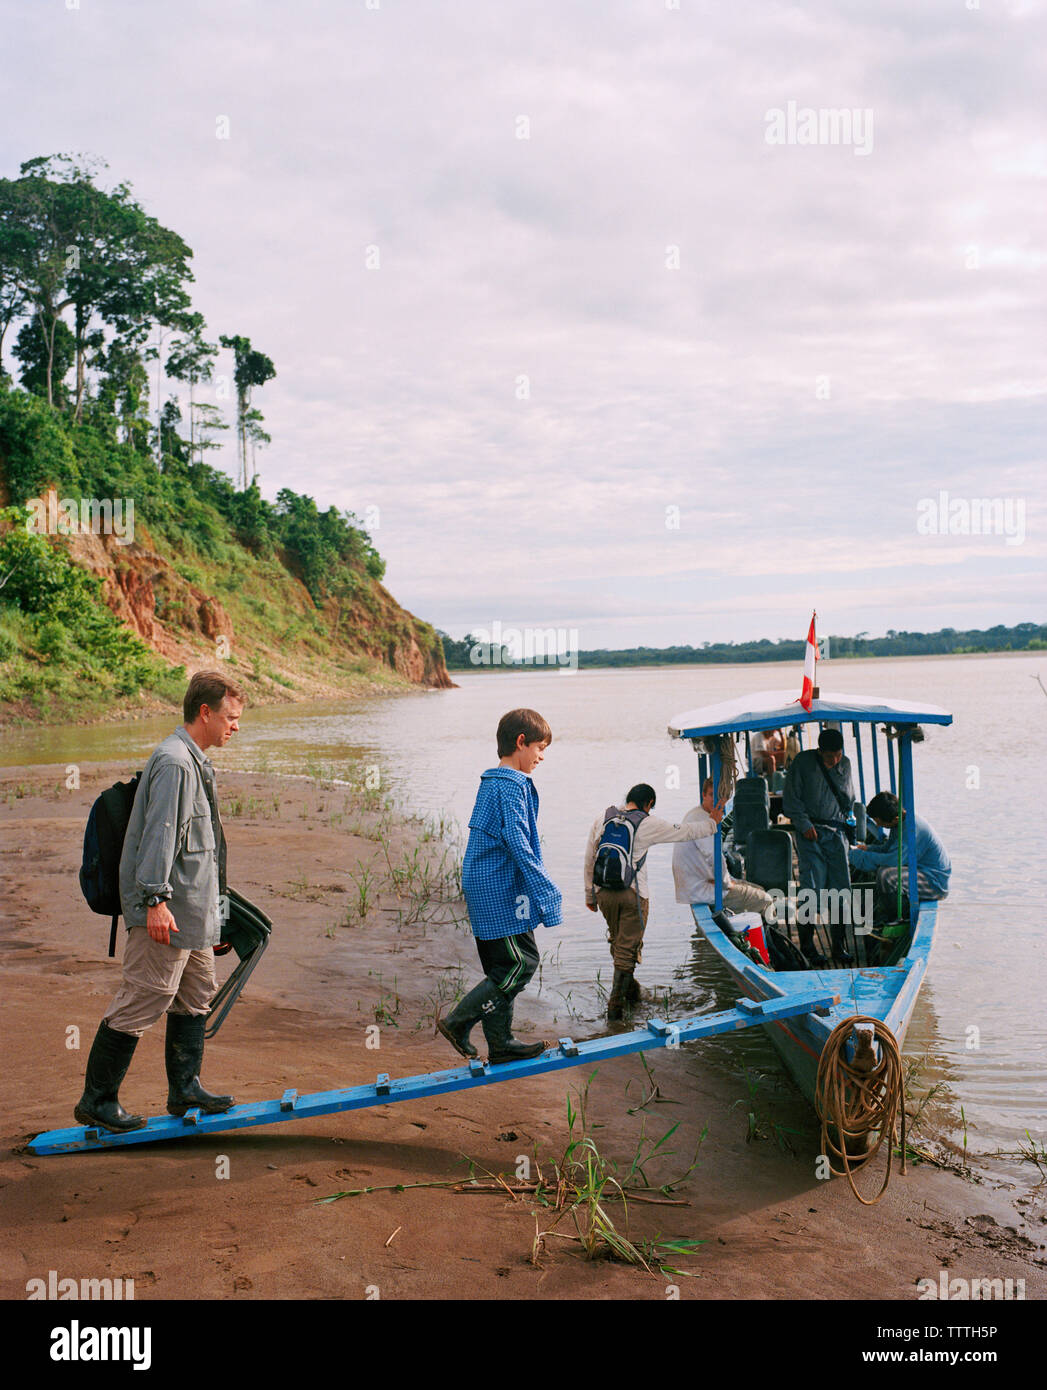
[1, 760, 1044, 1303]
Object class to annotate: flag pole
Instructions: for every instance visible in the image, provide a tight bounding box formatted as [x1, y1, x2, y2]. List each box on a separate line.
[799, 610, 819, 712]
[811, 610, 819, 701]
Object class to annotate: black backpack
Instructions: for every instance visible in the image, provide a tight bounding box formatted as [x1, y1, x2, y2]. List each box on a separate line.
[79, 773, 141, 956]
[764, 924, 810, 973]
[593, 807, 648, 892]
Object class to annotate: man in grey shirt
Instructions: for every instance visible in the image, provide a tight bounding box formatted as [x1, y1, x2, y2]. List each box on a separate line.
[75, 671, 245, 1133]
[782, 726, 855, 965]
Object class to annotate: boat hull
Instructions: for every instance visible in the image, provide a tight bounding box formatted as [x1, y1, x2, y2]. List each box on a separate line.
[691, 902, 939, 1109]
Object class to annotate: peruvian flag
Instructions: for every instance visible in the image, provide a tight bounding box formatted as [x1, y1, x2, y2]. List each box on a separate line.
[799, 612, 818, 711]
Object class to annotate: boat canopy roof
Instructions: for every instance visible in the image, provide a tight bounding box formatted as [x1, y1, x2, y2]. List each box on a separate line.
[668, 689, 953, 739]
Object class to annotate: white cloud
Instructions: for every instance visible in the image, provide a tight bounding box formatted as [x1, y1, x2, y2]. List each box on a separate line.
[1, 0, 1043, 644]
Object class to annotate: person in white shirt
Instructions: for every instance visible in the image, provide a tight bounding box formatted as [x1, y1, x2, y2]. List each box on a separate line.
[584, 782, 721, 1020]
[751, 728, 782, 777]
[673, 778, 774, 917]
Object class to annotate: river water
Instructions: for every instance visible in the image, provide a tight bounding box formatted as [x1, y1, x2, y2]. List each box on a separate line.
[3, 653, 1044, 1177]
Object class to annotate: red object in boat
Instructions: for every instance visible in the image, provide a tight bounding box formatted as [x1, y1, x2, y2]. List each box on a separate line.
[744, 923, 770, 966]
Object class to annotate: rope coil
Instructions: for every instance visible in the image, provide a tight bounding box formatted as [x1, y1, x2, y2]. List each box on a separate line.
[701, 733, 737, 807]
[814, 1016, 906, 1205]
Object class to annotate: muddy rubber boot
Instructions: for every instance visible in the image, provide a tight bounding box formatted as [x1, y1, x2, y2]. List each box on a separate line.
[607, 969, 630, 1022]
[165, 1013, 234, 1116]
[74, 1022, 146, 1134]
[481, 990, 545, 1064]
[437, 978, 500, 1059]
[625, 973, 641, 1004]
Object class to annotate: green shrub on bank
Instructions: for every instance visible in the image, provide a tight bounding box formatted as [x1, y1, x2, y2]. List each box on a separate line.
[0, 504, 174, 707]
[0, 377, 441, 718]
[0, 382, 390, 611]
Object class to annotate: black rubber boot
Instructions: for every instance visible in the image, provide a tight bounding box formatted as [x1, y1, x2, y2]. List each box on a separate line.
[436, 978, 500, 1058]
[607, 969, 630, 1021]
[165, 1013, 234, 1116]
[74, 1022, 146, 1134]
[625, 973, 641, 1004]
[829, 925, 853, 965]
[481, 989, 545, 1064]
[797, 927, 827, 968]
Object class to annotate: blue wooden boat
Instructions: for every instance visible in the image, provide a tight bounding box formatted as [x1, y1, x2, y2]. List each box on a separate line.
[667, 689, 952, 1110]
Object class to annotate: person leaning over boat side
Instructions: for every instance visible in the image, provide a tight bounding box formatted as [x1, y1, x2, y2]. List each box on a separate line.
[437, 708, 562, 1065]
[74, 671, 243, 1134]
[672, 777, 774, 918]
[782, 726, 855, 966]
[850, 790, 951, 928]
[584, 783, 722, 1021]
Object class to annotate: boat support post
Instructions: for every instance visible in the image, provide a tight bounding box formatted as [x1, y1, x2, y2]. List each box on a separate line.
[899, 728, 919, 931]
[711, 743, 723, 912]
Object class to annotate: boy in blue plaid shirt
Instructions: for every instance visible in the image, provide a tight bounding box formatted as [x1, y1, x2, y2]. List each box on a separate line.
[438, 708, 562, 1064]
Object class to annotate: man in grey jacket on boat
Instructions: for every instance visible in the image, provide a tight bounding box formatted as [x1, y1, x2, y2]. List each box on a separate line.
[74, 671, 244, 1134]
[782, 727, 855, 965]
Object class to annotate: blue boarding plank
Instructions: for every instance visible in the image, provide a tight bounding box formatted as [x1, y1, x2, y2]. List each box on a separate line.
[27, 990, 837, 1155]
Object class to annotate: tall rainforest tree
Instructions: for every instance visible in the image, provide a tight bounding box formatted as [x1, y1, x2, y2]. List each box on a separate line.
[13, 315, 75, 406]
[218, 333, 276, 489]
[0, 154, 197, 418]
[166, 323, 218, 464]
[94, 334, 151, 450]
[0, 161, 78, 408]
[0, 180, 29, 369]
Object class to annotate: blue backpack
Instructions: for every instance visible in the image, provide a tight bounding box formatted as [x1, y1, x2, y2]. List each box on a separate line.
[593, 807, 648, 892]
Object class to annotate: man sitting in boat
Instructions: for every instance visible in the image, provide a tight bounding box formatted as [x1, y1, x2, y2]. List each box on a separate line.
[850, 791, 951, 929]
[752, 727, 783, 778]
[781, 727, 856, 966]
[672, 777, 775, 919]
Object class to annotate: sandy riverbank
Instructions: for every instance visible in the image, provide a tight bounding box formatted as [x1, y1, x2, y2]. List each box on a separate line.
[1, 760, 1044, 1304]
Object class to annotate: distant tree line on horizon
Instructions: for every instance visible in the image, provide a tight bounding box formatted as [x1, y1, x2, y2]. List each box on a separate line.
[437, 622, 1047, 670]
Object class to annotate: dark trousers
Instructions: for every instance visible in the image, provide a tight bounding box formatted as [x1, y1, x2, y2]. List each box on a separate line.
[476, 931, 539, 1000]
[874, 866, 946, 925]
[794, 825, 851, 954]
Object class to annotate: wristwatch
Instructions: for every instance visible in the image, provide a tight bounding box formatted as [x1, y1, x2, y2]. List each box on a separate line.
[145, 893, 170, 908]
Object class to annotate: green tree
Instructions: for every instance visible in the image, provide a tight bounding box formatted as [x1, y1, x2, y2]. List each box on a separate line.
[218, 334, 276, 489]
[166, 324, 218, 463]
[13, 314, 75, 405]
[0, 180, 30, 368]
[94, 334, 150, 450]
[242, 404, 271, 482]
[190, 400, 229, 460]
[0, 154, 197, 419]
[159, 394, 190, 468]
[0, 163, 79, 409]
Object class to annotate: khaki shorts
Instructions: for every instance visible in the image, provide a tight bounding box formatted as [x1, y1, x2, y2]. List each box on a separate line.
[104, 926, 217, 1037]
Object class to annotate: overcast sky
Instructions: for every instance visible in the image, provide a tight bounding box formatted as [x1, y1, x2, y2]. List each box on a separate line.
[2, 0, 1044, 648]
